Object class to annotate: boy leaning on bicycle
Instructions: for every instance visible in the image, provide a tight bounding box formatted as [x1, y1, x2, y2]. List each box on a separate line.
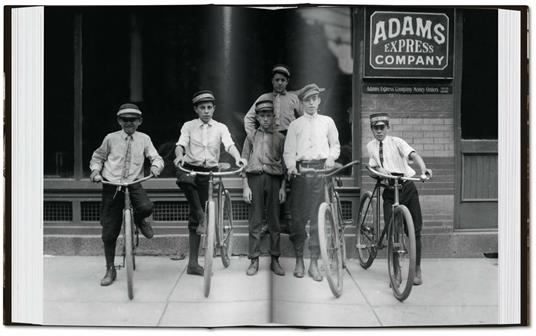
[366, 113, 432, 286]
[89, 103, 164, 287]
[173, 90, 247, 276]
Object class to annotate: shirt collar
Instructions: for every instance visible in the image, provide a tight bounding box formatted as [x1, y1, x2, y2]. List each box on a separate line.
[258, 127, 274, 134]
[198, 118, 213, 127]
[120, 130, 134, 139]
[273, 90, 287, 96]
[303, 112, 318, 120]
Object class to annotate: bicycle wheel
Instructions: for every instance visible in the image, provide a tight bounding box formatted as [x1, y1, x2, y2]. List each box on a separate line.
[387, 205, 416, 302]
[318, 202, 343, 298]
[356, 191, 378, 269]
[217, 188, 233, 268]
[203, 201, 215, 298]
[123, 209, 135, 300]
[332, 192, 347, 268]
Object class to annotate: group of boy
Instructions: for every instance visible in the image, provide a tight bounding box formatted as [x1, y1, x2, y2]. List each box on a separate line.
[89, 64, 430, 287]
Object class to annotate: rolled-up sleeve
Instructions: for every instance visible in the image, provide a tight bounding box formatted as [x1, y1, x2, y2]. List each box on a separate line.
[327, 118, 340, 160]
[283, 123, 297, 171]
[220, 124, 235, 152]
[144, 137, 164, 173]
[89, 136, 110, 172]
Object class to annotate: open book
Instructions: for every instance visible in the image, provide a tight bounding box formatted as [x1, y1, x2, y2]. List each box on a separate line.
[5, 4, 527, 327]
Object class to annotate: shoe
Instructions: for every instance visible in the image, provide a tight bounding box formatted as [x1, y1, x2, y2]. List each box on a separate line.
[195, 215, 206, 235]
[246, 258, 259, 276]
[293, 257, 305, 278]
[137, 219, 154, 239]
[308, 259, 323, 282]
[413, 266, 423, 286]
[100, 266, 117, 286]
[270, 256, 285, 276]
[187, 263, 204, 276]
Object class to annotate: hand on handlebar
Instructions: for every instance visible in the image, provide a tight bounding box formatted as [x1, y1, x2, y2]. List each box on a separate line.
[236, 158, 248, 168]
[173, 157, 185, 168]
[150, 166, 160, 178]
[325, 157, 335, 169]
[287, 167, 298, 180]
[420, 169, 433, 181]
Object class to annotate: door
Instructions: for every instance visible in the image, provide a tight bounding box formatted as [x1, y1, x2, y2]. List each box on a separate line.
[457, 9, 498, 229]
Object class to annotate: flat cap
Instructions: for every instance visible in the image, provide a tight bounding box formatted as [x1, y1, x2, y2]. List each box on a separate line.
[192, 90, 216, 105]
[370, 113, 389, 126]
[255, 99, 274, 113]
[299, 83, 325, 101]
[272, 64, 290, 78]
[117, 103, 142, 116]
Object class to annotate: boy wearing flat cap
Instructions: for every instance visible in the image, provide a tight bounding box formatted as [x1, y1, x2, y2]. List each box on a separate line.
[90, 103, 164, 286]
[242, 95, 286, 276]
[366, 112, 432, 285]
[284, 83, 340, 281]
[174, 90, 247, 276]
[244, 64, 301, 136]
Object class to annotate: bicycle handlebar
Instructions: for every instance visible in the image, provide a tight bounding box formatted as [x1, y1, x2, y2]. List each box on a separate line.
[178, 163, 244, 177]
[366, 165, 429, 182]
[297, 160, 361, 177]
[100, 174, 154, 187]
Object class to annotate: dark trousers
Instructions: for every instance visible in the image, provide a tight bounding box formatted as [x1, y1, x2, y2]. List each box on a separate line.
[289, 169, 325, 259]
[382, 181, 423, 266]
[100, 183, 153, 266]
[247, 173, 282, 259]
[177, 164, 217, 232]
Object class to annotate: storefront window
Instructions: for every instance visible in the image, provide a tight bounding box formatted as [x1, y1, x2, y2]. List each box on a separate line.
[461, 9, 498, 139]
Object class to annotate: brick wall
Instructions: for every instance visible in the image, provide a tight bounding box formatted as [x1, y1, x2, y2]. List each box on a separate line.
[360, 92, 456, 234]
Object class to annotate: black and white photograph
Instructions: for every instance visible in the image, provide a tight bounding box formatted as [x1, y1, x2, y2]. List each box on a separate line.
[5, 3, 527, 328]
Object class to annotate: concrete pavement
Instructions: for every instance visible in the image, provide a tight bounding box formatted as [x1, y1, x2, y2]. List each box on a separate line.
[44, 255, 498, 327]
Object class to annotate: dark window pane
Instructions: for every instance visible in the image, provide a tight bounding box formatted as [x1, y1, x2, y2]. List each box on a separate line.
[461, 9, 498, 140]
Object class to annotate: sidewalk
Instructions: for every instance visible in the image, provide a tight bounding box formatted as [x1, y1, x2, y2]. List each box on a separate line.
[43, 255, 498, 327]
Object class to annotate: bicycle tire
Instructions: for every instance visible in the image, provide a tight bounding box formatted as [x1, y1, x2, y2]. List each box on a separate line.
[217, 188, 233, 268]
[124, 209, 135, 300]
[332, 192, 347, 268]
[356, 191, 378, 269]
[387, 205, 416, 302]
[203, 201, 215, 298]
[318, 202, 343, 298]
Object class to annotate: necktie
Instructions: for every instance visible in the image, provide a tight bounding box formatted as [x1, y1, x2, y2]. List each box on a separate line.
[379, 141, 384, 167]
[274, 94, 281, 127]
[122, 135, 133, 181]
[202, 123, 208, 166]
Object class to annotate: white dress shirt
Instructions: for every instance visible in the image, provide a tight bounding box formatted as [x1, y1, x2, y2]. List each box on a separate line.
[283, 112, 340, 172]
[366, 135, 416, 177]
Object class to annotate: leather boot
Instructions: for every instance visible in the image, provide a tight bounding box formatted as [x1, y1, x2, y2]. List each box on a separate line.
[187, 230, 204, 276]
[293, 256, 305, 278]
[270, 256, 285, 276]
[100, 265, 116, 286]
[308, 258, 323, 282]
[413, 265, 423, 285]
[137, 218, 154, 239]
[246, 258, 259, 276]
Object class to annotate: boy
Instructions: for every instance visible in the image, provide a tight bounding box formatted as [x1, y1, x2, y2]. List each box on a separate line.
[242, 96, 286, 276]
[174, 90, 247, 276]
[366, 112, 432, 285]
[284, 84, 340, 281]
[244, 64, 301, 136]
[90, 103, 164, 286]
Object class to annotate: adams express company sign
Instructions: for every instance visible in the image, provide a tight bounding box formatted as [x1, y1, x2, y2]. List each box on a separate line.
[365, 10, 454, 78]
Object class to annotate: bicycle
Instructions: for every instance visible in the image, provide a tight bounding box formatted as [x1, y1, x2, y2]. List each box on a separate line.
[355, 165, 429, 301]
[100, 174, 153, 300]
[298, 160, 361, 298]
[178, 162, 244, 297]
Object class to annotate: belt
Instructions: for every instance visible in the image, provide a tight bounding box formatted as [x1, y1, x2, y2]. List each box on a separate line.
[183, 163, 218, 172]
[297, 159, 326, 168]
